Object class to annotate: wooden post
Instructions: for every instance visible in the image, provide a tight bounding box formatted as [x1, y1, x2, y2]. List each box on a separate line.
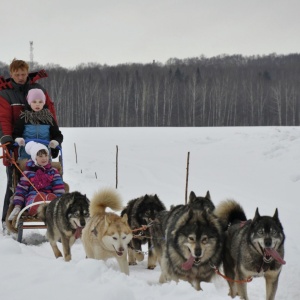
[185, 152, 190, 204]
[116, 145, 118, 189]
[74, 143, 78, 164]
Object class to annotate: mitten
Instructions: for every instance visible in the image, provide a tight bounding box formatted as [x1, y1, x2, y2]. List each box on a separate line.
[1, 135, 14, 151]
[51, 148, 59, 159]
[8, 205, 21, 221]
[15, 138, 25, 146]
[49, 140, 59, 149]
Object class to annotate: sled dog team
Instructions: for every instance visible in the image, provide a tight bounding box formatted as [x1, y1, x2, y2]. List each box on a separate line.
[33, 187, 286, 300]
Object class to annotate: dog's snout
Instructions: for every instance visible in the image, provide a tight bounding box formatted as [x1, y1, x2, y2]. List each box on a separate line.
[80, 218, 86, 227]
[264, 237, 272, 248]
[194, 247, 202, 258]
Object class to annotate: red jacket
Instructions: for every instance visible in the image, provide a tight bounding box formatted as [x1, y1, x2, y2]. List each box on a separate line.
[0, 70, 57, 141]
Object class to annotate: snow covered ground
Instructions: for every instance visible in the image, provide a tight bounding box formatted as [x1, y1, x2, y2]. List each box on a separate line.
[0, 127, 299, 300]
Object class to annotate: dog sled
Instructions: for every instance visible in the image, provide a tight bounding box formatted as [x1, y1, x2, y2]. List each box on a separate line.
[1, 138, 67, 243]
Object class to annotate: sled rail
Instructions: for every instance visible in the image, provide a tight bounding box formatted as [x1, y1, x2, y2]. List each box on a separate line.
[15, 201, 51, 229]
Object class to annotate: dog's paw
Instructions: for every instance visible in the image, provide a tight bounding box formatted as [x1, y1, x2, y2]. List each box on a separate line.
[129, 261, 137, 266]
[147, 264, 156, 270]
[135, 252, 144, 262]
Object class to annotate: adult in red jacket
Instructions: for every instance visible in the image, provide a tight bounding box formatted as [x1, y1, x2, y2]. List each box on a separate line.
[0, 59, 58, 234]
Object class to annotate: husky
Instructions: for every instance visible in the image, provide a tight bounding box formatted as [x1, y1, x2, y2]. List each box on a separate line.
[37, 191, 90, 261]
[215, 200, 286, 300]
[150, 191, 223, 291]
[81, 188, 132, 275]
[121, 194, 166, 269]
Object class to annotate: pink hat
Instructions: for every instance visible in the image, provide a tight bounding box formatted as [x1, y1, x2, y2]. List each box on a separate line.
[27, 88, 46, 104]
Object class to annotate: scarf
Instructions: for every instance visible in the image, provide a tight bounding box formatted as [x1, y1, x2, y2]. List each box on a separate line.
[20, 109, 54, 125]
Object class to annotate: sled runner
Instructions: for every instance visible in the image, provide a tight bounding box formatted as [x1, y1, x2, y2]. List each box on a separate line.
[1, 139, 68, 243]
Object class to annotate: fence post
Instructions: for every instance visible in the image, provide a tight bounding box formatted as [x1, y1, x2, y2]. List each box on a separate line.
[116, 145, 118, 189]
[74, 143, 78, 164]
[185, 152, 190, 204]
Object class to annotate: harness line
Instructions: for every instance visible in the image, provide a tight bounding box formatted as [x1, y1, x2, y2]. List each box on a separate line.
[209, 263, 253, 284]
[0, 143, 47, 201]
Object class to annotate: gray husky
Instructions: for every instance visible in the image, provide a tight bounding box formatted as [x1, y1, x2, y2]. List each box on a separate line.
[150, 191, 223, 290]
[37, 191, 90, 261]
[215, 200, 286, 300]
[121, 194, 166, 269]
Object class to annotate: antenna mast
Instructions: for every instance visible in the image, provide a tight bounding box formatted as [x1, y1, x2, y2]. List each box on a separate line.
[29, 41, 34, 69]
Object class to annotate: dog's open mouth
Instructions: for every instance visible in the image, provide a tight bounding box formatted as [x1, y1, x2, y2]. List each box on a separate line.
[264, 247, 286, 265]
[74, 225, 83, 239]
[113, 246, 124, 257]
[181, 254, 201, 270]
[263, 248, 273, 263]
[259, 244, 286, 265]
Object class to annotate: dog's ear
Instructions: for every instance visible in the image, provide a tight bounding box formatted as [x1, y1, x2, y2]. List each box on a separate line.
[253, 207, 260, 221]
[189, 191, 196, 203]
[205, 191, 211, 200]
[273, 208, 279, 220]
[121, 213, 128, 223]
[104, 215, 111, 229]
[182, 208, 194, 225]
[171, 208, 193, 236]
[85, 195, 90, 204]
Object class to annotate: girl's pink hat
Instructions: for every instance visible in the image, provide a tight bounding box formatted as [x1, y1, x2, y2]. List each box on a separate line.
[27, 88, 46, 104]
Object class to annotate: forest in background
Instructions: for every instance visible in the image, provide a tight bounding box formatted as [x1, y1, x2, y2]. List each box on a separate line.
[1, 53, 300, 127]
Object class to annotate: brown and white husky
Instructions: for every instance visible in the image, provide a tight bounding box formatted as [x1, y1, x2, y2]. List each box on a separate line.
[81, 188, 132, 275]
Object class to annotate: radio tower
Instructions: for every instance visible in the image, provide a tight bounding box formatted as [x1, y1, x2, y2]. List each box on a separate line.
[29, 41, 34, 69]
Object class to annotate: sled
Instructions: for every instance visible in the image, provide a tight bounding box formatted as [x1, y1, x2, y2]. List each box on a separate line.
[1, 139, 68, 243]
[12, 200, 51, 243]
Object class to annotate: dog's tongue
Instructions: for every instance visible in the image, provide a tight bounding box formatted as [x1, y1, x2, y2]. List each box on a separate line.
[75, 227, 83, 239]
[265, 248, 286, 265]
[181, 255, 194, 270]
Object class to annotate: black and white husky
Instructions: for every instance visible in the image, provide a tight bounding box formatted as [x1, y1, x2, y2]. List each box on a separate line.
[150, 191, 224, 291]
[38, 191, 90, 261]
[215, 200, 286, 300]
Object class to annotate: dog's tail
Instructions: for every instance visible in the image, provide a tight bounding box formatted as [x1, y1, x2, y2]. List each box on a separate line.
[215, 199, 247, 229]
[89, 188, 122, 217]
[37, 203, 48, 222]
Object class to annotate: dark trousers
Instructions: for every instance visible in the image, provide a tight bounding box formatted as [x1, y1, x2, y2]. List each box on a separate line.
[2, 165, 13, 222]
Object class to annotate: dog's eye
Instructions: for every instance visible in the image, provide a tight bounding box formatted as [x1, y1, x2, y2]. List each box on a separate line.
[84, 212, 89, 217]
[113, 237, 117, 240]
[201, 236, 208, 244]
[257, 229, 264, 235]
[271, 229, 277, 235]
[73, 212, 79, 217]
[188, 236, 195, 242]
[122, 236, 126, 240]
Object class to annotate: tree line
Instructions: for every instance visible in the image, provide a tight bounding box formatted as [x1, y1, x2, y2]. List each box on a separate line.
[1, 53, 300, 127]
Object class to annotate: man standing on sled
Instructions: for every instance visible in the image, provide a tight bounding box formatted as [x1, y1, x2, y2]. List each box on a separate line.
[0, 59, 58, 234]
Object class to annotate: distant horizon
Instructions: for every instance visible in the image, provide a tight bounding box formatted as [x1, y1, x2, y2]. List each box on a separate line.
[1, 52, 300, 70]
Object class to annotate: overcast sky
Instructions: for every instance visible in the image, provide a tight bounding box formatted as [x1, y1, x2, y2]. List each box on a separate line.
[1, 0, 299, 69]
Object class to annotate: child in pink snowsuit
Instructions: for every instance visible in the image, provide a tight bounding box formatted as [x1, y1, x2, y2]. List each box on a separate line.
[8, 141, 65, 219]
